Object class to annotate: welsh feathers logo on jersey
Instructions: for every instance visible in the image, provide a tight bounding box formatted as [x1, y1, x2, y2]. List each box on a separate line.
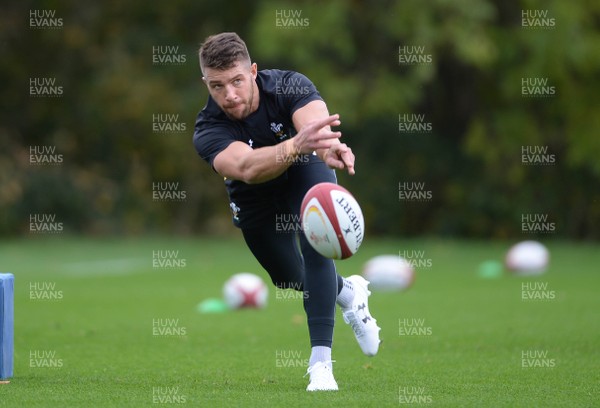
[270, 122, 289, 141]
[229, 202, 241, 221]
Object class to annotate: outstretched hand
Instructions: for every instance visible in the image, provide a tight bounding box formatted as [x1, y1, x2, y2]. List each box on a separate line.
[291, 113, 355, 175]
[323, 142, 355, 175]
[292, 114, 342, 153]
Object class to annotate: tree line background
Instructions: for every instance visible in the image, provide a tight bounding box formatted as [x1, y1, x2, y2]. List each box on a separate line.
[1, 0, 599, 239]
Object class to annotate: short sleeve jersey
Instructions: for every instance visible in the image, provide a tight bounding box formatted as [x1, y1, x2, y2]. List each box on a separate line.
[193, 69, 323, 204]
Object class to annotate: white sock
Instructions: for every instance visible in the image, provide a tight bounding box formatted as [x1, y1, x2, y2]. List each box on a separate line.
[309, 346, 332, 368]
[336, 277, 354, 310]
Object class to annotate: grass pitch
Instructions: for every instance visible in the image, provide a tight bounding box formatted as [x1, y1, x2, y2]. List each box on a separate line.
[0, 236, 598, 407]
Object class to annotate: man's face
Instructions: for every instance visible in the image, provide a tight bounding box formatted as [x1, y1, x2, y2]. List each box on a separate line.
[202, 61, 258, 121]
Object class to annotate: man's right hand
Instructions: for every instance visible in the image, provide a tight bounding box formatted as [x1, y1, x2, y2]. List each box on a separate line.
[291, 114, 342, 155]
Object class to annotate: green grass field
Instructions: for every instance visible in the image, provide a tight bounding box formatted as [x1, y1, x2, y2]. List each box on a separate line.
[0, 236, 598, 407]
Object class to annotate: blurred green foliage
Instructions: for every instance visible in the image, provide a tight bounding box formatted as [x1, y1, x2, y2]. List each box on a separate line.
[1, 0, 598, 238]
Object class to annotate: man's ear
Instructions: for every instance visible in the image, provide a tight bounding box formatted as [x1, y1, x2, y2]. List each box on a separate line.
[251, 63, 258, 79]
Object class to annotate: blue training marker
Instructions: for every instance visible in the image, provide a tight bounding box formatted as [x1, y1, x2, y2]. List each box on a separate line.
[0, 273, 14, 380]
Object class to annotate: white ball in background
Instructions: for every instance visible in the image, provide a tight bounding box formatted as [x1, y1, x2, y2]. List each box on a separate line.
[505, 241, 550, 276]
[362, 255, 415, 291]
[223, 273, 268, 309]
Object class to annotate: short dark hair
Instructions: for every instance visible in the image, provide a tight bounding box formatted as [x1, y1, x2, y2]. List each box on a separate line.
[199, 32, 251, 74]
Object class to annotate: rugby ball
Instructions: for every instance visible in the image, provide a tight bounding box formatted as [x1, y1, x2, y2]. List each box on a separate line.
[505, 240, 549, 276]
[223, 273, 268, 309]
[300, 182, 365, 259]
[363, 255, 415, 291]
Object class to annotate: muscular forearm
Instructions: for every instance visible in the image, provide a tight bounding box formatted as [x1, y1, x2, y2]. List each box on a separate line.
[214, 114, 342, 183]
[238, 139, 299, 184]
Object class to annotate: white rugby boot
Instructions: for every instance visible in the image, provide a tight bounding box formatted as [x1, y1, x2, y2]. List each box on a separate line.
[342, 275, 381, 356]
[305, 361, 338, 391]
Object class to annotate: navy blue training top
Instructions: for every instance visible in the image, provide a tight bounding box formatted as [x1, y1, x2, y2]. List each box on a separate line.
[193, 69, 323, 204]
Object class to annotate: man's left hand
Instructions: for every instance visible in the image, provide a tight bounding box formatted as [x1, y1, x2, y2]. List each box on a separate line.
[323, 143, 355, 175]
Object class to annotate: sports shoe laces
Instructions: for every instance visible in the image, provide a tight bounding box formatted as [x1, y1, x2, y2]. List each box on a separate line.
[304, 360, 336, 378]
[344, 312, 366, 338]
